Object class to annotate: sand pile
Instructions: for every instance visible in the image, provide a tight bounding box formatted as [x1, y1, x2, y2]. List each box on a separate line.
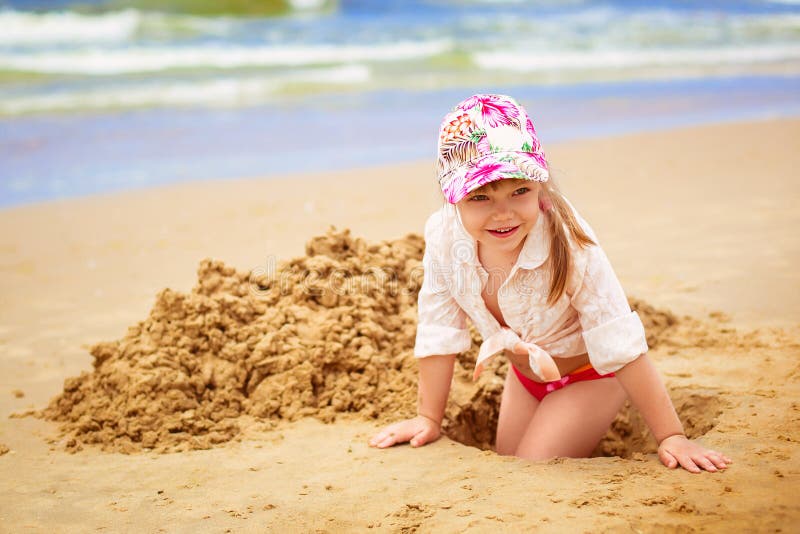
[42, 228, 733, 455]
[43, 229, 424, 452]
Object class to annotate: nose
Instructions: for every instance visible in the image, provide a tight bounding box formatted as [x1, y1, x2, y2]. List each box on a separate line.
[492, 199, 514, 221]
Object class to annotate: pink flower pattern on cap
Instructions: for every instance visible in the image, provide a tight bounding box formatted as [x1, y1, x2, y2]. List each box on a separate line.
[437, 94, 549, 204]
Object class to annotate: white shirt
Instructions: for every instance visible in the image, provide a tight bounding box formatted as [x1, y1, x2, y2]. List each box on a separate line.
[413, 203, 648, 376]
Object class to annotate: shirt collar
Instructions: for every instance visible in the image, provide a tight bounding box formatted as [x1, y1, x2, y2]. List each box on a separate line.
[448, 204, 550, 270]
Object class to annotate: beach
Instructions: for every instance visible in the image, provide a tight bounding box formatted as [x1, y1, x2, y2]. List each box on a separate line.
[1, 118, 798, 531]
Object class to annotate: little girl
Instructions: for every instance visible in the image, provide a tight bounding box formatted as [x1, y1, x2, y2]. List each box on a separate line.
[369, 94, 731, 473]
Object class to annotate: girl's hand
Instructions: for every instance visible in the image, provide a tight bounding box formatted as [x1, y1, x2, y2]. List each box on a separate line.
[368, 415, 441, 449]
[658, 434, 733, 473]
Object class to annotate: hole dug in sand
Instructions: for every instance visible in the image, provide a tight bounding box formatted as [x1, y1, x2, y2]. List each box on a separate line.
[594, 388, 724, 458]
[40, 228, 725, 459]
[443, 380, 725, 458]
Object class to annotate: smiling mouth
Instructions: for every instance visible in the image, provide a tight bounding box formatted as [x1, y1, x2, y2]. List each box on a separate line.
[487, 225, 520, 238]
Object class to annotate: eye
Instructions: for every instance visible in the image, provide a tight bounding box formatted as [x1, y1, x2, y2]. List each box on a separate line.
[512, 187, 530, 196]
[469, 194, 489, 201]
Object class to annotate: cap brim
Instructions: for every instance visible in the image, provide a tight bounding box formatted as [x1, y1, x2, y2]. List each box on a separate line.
[440, 151, 549, 204]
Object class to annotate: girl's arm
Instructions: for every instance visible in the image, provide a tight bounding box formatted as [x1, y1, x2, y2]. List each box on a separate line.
[566, 236, 732, 472]
[613, 353, 683, 441]
[417, 353, 457, 425]
[615, 353, 732, 473]
[369, 354, 456, 449]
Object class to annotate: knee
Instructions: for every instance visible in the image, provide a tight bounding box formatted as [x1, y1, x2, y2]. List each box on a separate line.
[494, 430, 519, 456]
[495, 440, 516, 456]
[512, 445, 557, 462]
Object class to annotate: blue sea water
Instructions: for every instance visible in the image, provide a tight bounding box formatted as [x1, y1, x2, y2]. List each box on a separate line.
[1, 0, 799, 207]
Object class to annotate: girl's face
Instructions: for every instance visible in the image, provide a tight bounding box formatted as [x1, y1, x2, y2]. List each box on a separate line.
[456, 178, 541, 260]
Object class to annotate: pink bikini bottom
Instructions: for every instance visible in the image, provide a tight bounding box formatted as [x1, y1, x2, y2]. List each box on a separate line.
[511, 363, 615, 402]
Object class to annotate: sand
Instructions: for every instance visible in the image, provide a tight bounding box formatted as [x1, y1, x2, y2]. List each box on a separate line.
[1, 119, 799, 531]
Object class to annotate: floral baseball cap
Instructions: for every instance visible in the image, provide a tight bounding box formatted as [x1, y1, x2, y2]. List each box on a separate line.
[436, 94, 549, 204]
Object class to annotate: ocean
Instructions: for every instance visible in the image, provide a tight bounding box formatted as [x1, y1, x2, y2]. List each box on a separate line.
[1, 0, 799, 207]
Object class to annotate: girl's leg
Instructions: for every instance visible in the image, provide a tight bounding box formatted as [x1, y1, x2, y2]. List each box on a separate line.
[495, 366, 541, 455]
[514, 377, 627, 460]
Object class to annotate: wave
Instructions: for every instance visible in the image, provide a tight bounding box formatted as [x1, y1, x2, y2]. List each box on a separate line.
[0, 40, 451, 74]
[0, 8, 142, 45]
[0, 64, 370, 114]
[0, 8, 239, 46]
[0, 2, 330, 47]
[473, 44, 800, 72]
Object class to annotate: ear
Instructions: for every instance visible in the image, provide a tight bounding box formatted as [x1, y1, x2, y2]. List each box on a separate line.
[538, 189, 553, 212]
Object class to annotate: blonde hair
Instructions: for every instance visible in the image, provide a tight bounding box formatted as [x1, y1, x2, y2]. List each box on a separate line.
[541, 175, 595, 305]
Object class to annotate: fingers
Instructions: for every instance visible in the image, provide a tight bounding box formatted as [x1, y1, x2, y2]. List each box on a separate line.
[410, 427, 431, 448]
[664, 449, 731, 473]
[376, 435, 398, 449]
[368, 424, 403, 448]
[706, 450, 731, 469]
[711, 450, 733, 464]
[658, 448, 679, 469]
[368, 422, 421, 449]
[695, 456, 718, 473]
[676, 454, 703, 474]
[368, 431, 381, 447]
[660, 451, 698, 473]
[369, 419, 440, 450]
[692, 449, 732, 472]
[658, 437, 733, 474]
[369, 428, 403, 449]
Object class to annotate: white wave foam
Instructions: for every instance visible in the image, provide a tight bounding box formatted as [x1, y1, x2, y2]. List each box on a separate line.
[0, 39, 450, 75]
[0, 64, 370, 114]
[288, 0, 329, 9]
[473, 44, 800, 72]
[0, 9, 142, 45]
[0, 8, 239, 47]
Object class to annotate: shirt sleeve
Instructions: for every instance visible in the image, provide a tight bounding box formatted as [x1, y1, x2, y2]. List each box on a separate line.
[414, 213, 472, 358]
[571, 244, 648, 375]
